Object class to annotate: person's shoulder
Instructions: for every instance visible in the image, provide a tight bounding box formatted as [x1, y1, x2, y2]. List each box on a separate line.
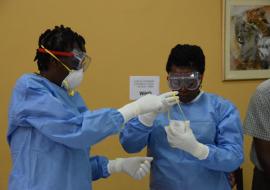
[16, 73, 49, 89]
[248, 79, 270, 103]
[203, 93, 240, 120]
[203, 92, 236, 108]
[256, 79, 270, 94]
[203, 92, 231, 102]
[14, 73, 34, 89]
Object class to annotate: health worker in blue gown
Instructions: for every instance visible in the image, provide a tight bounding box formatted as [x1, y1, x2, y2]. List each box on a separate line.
[7, 25, 180, 190]
[120, 44, 244, 190]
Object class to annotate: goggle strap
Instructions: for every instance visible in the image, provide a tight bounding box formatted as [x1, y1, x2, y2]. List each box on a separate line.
[37, 47, 74, 57]
[40, 45, 71, 72]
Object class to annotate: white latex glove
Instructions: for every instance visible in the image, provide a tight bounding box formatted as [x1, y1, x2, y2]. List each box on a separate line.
[108, 157, 153, 180]
[138, 92, 180, 127]
[118, 91, 179, 123]
[165, 120, 209, 160]
[138, 112, 158, 127]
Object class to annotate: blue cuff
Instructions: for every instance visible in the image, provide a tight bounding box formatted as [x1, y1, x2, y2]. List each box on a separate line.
[90, 156, 110, 181]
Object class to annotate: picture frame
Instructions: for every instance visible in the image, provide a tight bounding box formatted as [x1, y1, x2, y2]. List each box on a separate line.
[223, 0, 270, 80]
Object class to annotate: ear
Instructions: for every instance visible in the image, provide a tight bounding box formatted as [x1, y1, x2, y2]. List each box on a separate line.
[51, 59, 61, 70]
[200, 74, 204, 81]
[199, 74, 204, 88]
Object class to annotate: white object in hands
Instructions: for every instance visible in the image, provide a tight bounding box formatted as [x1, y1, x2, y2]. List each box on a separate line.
[165, 120, 209, 160]
[118, 91, 179, 123]
[108, 157, 153, 180]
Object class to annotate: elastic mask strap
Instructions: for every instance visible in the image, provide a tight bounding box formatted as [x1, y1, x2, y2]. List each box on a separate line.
[41, 45, 71, 72]
[68, 90, 75, 96]
[61, 80, 75, 96]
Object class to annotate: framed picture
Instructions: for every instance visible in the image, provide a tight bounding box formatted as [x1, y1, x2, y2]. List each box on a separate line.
[223, 0, 270, 80]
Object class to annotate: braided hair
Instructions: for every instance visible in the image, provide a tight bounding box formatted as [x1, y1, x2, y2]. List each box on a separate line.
[166, 44, 205, 75]
[34, 25, 86, 71]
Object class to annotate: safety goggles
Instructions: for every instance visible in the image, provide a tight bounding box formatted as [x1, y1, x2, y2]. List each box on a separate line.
[168, 71, 201, 91]
[37, 45, 91, 72]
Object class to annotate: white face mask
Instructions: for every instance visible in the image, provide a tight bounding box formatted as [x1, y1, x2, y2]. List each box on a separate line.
[61, 68, 84, 96]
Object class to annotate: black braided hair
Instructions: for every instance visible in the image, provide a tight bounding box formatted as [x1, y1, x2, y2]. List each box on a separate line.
[166, 44, 205, 74]
[34, 25, 85, 71]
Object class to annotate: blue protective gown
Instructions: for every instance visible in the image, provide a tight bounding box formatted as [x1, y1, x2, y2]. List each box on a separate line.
[120, 92, 243, 190]
[7, 73, 124, 190]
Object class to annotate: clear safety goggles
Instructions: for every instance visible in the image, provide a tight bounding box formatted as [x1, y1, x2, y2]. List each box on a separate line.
[37, 45, 91, 72]
[168, 71, 201, 91]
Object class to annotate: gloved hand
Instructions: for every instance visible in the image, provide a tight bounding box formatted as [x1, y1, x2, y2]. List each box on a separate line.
[138, 112, 158, 127]
[107, 157, 153, 180]
[165, 120, 209, 160]
[118, 91, 179, 123]
[138, 92, 180, 127]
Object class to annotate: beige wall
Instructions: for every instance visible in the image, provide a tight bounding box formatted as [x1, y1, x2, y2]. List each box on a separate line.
[0, 0, 262, 189]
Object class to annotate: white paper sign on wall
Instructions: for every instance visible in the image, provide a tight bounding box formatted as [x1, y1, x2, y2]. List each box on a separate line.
[129, 76, 160, 100]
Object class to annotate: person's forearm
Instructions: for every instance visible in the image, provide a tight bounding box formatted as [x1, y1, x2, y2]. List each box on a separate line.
[90, 156, 110, 181]
[254, 138, 270, 177]
[198, 144, 243, 172]
[120, 118, 152, 153]
[256, 155, 270, 177]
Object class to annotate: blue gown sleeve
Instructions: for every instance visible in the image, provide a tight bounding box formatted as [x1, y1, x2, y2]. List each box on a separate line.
[120, 118, 153, 153]
[90, 156, 110, 181]
[11, 81, 124, 149]
[198, 102, 244, 172]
